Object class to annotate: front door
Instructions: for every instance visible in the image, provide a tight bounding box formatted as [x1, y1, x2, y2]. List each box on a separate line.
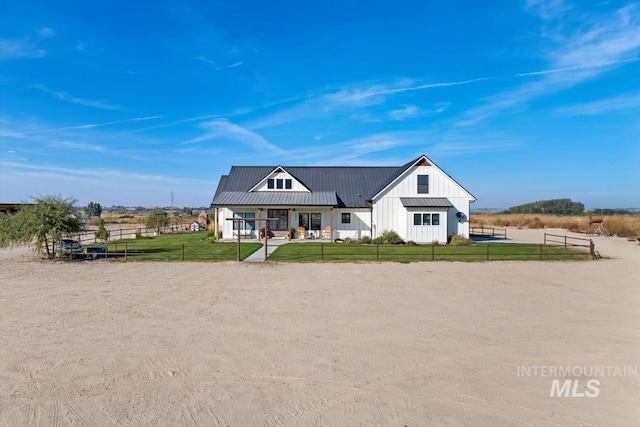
[267, 209, 289, 234]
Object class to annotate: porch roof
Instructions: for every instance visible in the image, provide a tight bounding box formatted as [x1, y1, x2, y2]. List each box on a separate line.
[212, 191, 338, 206]
[400, 197, 453, 208]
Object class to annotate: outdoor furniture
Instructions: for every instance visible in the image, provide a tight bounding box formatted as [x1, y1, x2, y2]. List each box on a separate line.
[297, 226, 306, 239]
[322, 226, 332, 240]
[232, 230, 253, 239]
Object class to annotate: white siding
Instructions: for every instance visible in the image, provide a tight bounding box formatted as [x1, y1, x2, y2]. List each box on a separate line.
[372, 164, 473, 242]
[252, 171, 309, 192]
[332, 209, 372, 239]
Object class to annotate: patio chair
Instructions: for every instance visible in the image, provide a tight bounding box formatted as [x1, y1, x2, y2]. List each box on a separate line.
[297, 226, 306, 240]
[322, 226, 332, 240]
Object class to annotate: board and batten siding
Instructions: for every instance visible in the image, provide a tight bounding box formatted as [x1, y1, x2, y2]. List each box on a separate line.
[332, 209, 372, 240]
[252, 171, 309, 192]
[372, 165, 473, 242]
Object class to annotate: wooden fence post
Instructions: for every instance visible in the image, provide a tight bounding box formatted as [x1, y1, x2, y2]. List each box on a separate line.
[376, 244, 380, 261]
[431, 242, 435, 261]
[321, 243, 324, 261]
[182, 243, 185, 261]
[486, 243, 490, 261]
[125, 242, 128, 261]
[564, 235, 567, 249]
[544, 233, 547, 245]
[539, 244, 543, 261]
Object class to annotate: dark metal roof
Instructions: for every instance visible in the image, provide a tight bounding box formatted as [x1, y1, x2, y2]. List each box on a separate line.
[400, 197, 453, 208]
[212, 191, 338, 206]
[210, 155, 475, 208]
[211, 166, 401, 208]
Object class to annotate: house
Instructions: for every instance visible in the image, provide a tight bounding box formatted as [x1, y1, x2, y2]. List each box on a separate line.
[210, 155, 475, 243]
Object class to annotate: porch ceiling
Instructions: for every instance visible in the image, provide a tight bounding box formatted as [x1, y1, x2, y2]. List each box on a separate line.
[212, 191, 338, 206]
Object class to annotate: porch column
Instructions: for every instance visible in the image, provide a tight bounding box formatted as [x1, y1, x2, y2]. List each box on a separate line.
[258, 208, 262, 237]
[330, 208, 334, 240]
[287, 209, 292, 239]
[214, 208, 219, 237]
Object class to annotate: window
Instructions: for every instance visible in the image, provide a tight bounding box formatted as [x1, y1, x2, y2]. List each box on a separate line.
[417, 175, 429, 194]
[413, 213, 440, 226]
[233, 212, 256, 230]
[298, 212, 321, 230]
[267, 209, 288, 231]
[341, 213, 351, 224]
[276, 179, 284, 189]
[267, 179, 275, 189]
[285, 179, 292, 189]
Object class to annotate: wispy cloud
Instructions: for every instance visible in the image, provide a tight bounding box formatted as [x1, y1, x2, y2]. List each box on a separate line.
[0, 38, 46, 60]
[33, 85, 126, 111]
[0, 27, 56, 60]
[37, 27, 56, 38]
[183, 119, 288, 155]
[459, 2, 640, 125]
[47, 141, 107, 152]
[388, 105, 421, 120]
[198, 56, 243, 70]
[3, 115, 164, 137]
[555, 94, 640, 116]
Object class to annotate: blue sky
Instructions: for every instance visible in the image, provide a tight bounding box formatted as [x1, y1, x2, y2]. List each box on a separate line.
[1, 0, 639, 209]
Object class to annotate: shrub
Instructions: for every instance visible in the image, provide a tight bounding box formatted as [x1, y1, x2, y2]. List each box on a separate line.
[343, 237, 353, 244]
[406, 240, 417, 246]
[359, 236, 372, 244]
[449, 233, 473, 246]
[373, 230, 404, 245]
[94, 219, 110, 242]
[206, 224, 216, 240]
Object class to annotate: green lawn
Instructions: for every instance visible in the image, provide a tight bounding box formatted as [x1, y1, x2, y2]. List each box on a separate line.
[268, 242, 592, 262]
[100, 232, 262, 261]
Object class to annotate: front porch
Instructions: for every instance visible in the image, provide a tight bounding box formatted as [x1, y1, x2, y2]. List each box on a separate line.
[215, 206, 372, 241]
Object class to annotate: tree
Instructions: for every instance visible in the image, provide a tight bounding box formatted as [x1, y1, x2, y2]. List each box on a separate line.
[145, 208, 169, 231]
[94, 219, 110, 242]
[0, 195, 83, 259]
[86, 201, 102, 217]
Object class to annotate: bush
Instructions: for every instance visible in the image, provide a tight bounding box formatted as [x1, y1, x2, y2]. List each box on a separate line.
[206, 224, 216, 240]
[406, 240, 417, 246]
[373, 230, 404, 245]
[359, 236, 372, 244]
[449, 233, 473, 246]
[95, 219, 110, 242]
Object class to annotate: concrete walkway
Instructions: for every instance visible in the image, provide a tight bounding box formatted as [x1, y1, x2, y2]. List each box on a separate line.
[242, 238, 289, 262]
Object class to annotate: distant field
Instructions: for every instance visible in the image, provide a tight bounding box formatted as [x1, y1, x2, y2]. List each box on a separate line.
[471, 213, 640, 238]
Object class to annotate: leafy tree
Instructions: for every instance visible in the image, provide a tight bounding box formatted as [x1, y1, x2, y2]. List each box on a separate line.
[0, 195, 83, 259]
[94, 218, 110, 242]
[505, 199, 585, 215]
[86, 201, 102, 217]
[145, 208, 169, 230]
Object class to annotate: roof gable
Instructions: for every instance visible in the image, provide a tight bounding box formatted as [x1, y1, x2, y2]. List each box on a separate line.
[248, 166, 311, 192]
[369, 155, 476, 201]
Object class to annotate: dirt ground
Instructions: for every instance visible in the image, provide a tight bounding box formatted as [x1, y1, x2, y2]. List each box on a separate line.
[1, 229, 639, 426]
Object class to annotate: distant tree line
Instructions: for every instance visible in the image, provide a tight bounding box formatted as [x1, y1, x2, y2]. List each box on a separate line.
[504, 199, 585, 215]
[590, 208, 636, 215]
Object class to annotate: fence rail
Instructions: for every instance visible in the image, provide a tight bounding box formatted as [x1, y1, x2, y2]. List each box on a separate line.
[470, 226, 508, 239]
[270, 242, 593, 262]
[74, 222, 193, 246]
[544, 233, 598, 259]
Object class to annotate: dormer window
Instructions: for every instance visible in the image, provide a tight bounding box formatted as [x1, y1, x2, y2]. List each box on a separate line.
[276, 179, 284, 189]
[267, 179, 275, 189]
[417, 175, 429, 194]
[285, 179, 292, 189]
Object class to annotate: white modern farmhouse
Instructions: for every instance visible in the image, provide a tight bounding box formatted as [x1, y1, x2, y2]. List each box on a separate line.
[210, 155, 475, 243]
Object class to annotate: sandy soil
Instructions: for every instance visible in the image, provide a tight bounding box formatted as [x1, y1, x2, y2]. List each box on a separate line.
[1, 229, 639, 426]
